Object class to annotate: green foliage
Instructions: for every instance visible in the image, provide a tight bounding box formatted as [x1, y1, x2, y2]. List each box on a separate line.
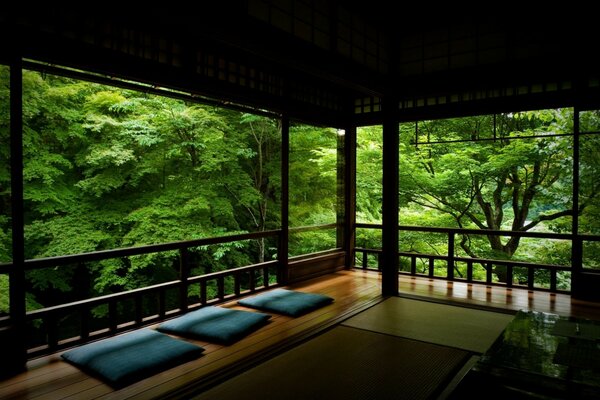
[356, 126, 383, 223]
[357, 110, 598, 283]
[3, 64, 598, 323]
[0, 68, 343, 318]
[289, 124, 338, 227]
[0, 274, 8, 314]
[0, 215, 10, 262]
[289, 228, 337, 257]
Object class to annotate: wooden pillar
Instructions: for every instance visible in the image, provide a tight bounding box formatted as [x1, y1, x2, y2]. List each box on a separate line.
[4, 56, 27, 376]
[571, 106, 585, 298]
[278, 115, 289, 285]
[572, 106, 581, 264]
[342, 125, 356, 269]
[381, 101, 399, 296]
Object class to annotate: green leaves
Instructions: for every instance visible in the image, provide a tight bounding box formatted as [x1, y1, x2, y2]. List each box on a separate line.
[358, 112, 582, 282]
[3, 70, 281, 312]
[84, 91, 127, 115]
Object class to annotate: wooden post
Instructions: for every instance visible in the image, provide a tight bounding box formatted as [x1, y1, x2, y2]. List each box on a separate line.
[447, 231, 455, 280]
[263, 266, 269, 288]
[343, 125, 356, 269]
[134, 295, 143, 325]
[4, 55, 27, 377]
[108, 300, 117, 332]
[382, 101, 399, 296]
[571, 107, 584, 298]
[527, 267, 535, 289]
[81, 306, 90, 340]
[279, 115, 289, 285]
[467, 261, 473, 282]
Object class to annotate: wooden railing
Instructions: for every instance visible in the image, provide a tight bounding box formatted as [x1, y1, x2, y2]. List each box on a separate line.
[354, 223, 580, 294]
[0, 223, 345, 359]
[4, 230, 281, 358]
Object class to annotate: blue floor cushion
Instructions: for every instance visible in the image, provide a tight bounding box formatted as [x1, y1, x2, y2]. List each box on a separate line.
[61, 328, 204, 387]
[157, 306, 271, 344]
[238, 289, 334, 317]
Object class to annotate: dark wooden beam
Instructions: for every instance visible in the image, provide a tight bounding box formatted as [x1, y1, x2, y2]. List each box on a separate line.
[381, 99, 399, 296]
[12, 14, 359, 128]
[8, 56, 27, 375]
[343, 125, 357, 269]
[279, 115, 290, 285]
[571, 107, 585, 299]
[353, 85, 600, 128]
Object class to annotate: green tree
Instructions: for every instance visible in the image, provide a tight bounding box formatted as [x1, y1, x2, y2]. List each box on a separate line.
[398, 110, 589, 281]
[14, 71, 284, 309]
[288, 124, 339, 255]
[356, 126, 383, 223]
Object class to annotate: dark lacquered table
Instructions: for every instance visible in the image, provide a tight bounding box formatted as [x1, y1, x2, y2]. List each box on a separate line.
[450, 310, 600, 399]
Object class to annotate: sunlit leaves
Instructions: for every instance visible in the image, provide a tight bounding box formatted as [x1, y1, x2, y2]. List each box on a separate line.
[84, 91, 127, 115]
[2, 70, 282, 312]
[289, 125, 337, 227]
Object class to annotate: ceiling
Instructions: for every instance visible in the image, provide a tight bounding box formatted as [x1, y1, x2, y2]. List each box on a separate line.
[2, 2, 599, 125]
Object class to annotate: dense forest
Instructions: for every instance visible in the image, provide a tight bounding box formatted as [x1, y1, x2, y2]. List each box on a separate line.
[0, 67, 338, 314]
[1, 66, 600, 317]
[356, 109, 600, 287]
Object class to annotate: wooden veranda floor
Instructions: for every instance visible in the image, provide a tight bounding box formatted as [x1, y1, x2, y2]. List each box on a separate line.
[1, 270, 599, 400]
[398, 274, 600, 320]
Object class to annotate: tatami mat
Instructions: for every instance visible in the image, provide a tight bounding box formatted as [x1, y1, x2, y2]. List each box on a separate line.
[192, 326, 469, 400]
[342, 297, 514, 353]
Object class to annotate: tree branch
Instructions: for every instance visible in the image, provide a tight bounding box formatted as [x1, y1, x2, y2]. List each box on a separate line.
[521, 209, 573, 231]
[224, 184, 259, 228]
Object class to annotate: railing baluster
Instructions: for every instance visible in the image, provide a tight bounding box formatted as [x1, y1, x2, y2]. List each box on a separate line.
[46, 313, 58, 350]
[377, 252, 382, 271]
[234, 272, 241, 296]
[528, 267, 535, 289]
[158, 289, 166, 318]
[179, 248, 189, 313]
[263, 266, 270, 288]
[466, 260, 473, 282]
[249, 270, 256, 292]
[506, 264, 513, 287]
[200, 280, 207, 305]
[447, 231, 455, 280]
[550, 269, 557, 292]
[109, 300, 117, 332]
[410, 256, 416, 275]
[135, 294, 143, 325]
[362, 251, 368, 270]
[80, 306, 90, 340]
[428, 258, 434, 277]
[486, 262, 493, 284]
[218, 277, 225, 300]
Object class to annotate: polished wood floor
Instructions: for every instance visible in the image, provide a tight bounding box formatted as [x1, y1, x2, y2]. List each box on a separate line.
[399, 274, 600, 320]
[0, 270, 382, 400]
[1, 270, 599, 400]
